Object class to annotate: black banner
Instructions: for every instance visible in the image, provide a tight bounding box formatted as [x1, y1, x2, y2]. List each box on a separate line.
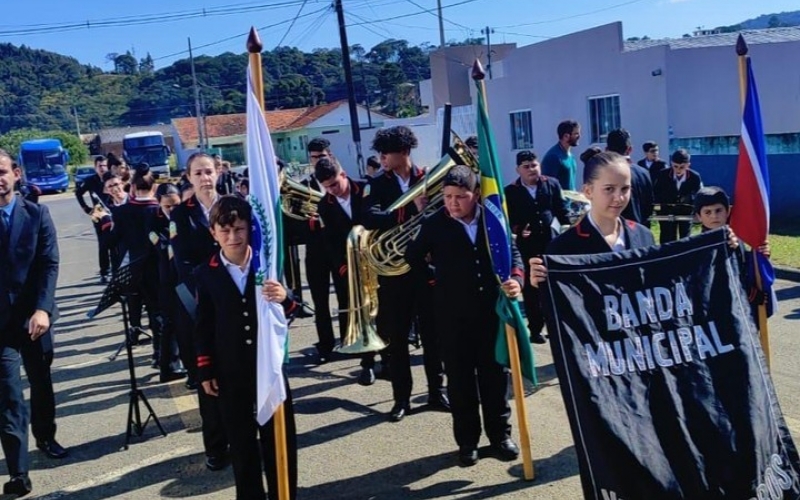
[541, 228, 800, 500]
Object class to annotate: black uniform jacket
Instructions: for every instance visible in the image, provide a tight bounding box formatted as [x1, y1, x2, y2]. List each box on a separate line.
[149, 208, 178, 286]
[621, 163, 654, 226]
[194, 251, 298, 390]
[653, 168, 703, 214]
[74, 174, 107, 214]
[317, 178, 366, 276]
[546, 216, 655, 256]
[0, 198, 59, 346]
[406, 207, 525, 316]
[170, 194, 218, 289]
[103, 197, 160, 272]
[504, 176, 571, 258]
[362, 166, 426, 231]
[637, 158, 668, 181]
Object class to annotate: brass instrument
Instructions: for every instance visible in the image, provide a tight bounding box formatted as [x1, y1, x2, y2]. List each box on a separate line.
[280, 171, 324, 221]
[337, 225, 387, 354]
[562, 190, 591, 228]
[363, 143, 475, 276]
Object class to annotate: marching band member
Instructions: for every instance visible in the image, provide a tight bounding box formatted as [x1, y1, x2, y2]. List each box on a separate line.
[504, 150, 570, 344]
[653, 149, 703, 244]
[407, 165, 524, 467]
[637, 141, 667, 181]
[363, 125, 448, 422]
[74, 155, 111, 283]
[606, 129, 654, 228]
[170, 152, 229, 471]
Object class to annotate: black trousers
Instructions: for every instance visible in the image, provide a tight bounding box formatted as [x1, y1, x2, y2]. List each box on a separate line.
[0, 345, 28, 477]
[284, 244, 304, 304]
[306, 242, 336, 356]
[21, 336, 56, 443]
[440, 313, 511, 449]
[93, 222, 112, 276]
[659, 220, 691, 245]
[220, 378, 297, 500]
[127, 268, 163, 361]
[521, 259, 545, 336]
[157, 285, 184, 375]
[377, 273, 444, 404]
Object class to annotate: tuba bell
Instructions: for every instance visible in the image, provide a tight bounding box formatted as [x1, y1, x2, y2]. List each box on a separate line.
[337, 225, 387, 354]
[280, 171, 324, 221]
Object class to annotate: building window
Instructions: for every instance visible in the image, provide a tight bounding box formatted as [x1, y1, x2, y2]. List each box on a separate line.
[588, 95, 621, 143]
[509, 110, 533, 150]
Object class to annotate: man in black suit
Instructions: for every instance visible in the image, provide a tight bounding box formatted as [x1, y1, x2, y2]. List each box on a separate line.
[504, 150, 570, 344]
[637, 141, 667, 182]
[75, 155, 110, 282]
[363, 126, 448, 422]
[314, 158, 384, 383]
[653, 149, 703, 244]
[607, 129, 654, 228]
[171, 153, 228, 471]
[0, 150, 59, 496]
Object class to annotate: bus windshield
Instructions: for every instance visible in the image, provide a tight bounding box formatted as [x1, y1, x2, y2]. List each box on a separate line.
[127, 147, 169, 167]
[21, 150, 66, 176]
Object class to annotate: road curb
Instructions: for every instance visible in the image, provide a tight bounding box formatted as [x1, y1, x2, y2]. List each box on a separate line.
[776, 266, 800, 283]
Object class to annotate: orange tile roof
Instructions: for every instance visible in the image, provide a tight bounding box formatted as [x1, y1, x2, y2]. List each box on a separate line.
[172, 100, 350, 146]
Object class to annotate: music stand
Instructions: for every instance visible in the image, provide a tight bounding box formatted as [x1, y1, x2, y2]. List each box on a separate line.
[87, 261, 167, 449]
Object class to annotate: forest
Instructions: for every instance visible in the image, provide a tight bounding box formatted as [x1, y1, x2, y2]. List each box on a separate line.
[0, 37, 479, 136]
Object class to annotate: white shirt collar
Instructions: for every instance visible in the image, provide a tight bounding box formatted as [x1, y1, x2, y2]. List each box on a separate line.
[336, 193, 352, 219]
[453, 206, 481, 244]
[219, 247, 252, 295]
[587, 212, 626, 251]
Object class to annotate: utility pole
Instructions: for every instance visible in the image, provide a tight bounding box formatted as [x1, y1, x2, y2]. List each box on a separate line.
[72, 106, 81, 137]
[188, 37, 205, 150]
[481, 26, 495, 79]
[437, 0, 446, 49]
[335, 0, 365, 177]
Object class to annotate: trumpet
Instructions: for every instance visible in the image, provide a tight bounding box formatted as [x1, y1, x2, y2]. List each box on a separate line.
[280, 172, 324, 221]
[89, 192, 112, 224]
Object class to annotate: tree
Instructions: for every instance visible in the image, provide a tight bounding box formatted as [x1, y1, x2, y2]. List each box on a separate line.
[139, 53, 155, 75]
[114, 51, 138, 75]
[0, 128, 88, 165]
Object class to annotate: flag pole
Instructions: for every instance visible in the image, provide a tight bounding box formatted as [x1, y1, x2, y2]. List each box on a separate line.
[472, 60, 534, 481]
[735, 34, 771, 369]
[247, 27, 291, 500]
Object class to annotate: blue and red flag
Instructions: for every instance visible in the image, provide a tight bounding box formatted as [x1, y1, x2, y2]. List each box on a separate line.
[474, 75, 537, 385]
[730, 57, 775, 317]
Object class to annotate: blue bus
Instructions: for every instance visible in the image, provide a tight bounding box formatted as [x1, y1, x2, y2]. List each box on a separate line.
[18, 139, 70, 193]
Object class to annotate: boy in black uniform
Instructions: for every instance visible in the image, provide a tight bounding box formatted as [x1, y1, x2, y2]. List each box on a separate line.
[653, 149, 703, 244]
[637, 141, 667, 181]
[363, 125, 448, 421]
[75, 155, 110, 282]
[314, 158, 383, 384]
[170, 153, 228, 470]
[504, 150, 570, 344]
[195, 196, 298, 500]
[407, 166, 524, 466]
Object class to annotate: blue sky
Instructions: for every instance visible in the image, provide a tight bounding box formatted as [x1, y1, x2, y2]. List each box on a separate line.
[2, 0, 798, 69]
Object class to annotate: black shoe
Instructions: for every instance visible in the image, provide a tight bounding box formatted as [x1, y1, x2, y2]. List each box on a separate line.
[205, 454, 229, 471]
[491, 438, 520, 461]
[100, 275, 108, 285]
[458, 447, 479, 467]
[160, 370, 188, 383]
[357, 367, 376, 386]
[530, 333, 547, 344]
[3, 474, 32, 496]
[428, 392, 451, 412]
[295, 306, 314, 319]
[389, 402, 410, 422]
[185, 379, 199, 391]
[376, 363, 391, 381]
[36, 439, 69, 459]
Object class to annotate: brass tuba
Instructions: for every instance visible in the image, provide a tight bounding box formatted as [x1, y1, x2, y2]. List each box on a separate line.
[280, 171, 324, 221]
[337, 225, 387, 354]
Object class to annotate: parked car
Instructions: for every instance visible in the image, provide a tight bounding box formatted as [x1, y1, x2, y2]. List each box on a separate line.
[73, 166, 96, 186]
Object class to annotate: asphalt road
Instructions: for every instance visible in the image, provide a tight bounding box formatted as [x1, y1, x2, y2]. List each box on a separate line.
[1, 192, 798, 499]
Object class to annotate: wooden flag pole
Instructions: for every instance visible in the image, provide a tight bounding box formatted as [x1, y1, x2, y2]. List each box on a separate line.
[506, 324, 535, 480]
[736, 34, 771, 369]
[248, 27, 291, 500]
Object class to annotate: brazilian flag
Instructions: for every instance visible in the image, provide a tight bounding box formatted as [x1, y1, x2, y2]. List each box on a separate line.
[475, 70, 537, 385]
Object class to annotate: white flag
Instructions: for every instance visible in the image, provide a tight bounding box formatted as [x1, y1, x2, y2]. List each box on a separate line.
[246, 65, 288, 426]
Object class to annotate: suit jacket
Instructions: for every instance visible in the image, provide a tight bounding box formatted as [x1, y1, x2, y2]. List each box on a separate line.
[317, 178, 366, 275]
[362, 166, 426, 231]
[194, 251, 298, 396]
[653, 168, 703, 214]
[170, 194, 218, 289]
[621, 163, 654, 227]
[637, 158, 668, 182]
[546, 216, 655, 256]
[0, 198, 59, 346]
[504, 176, 571, 259]
[406, 207, 525, 318]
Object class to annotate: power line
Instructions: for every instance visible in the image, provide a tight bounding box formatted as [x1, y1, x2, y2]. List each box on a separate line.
[275, 0, 309, 48]
[345, 0, 483, 27]
[401, 0, 470, 31]
[496, 0, 651, 29]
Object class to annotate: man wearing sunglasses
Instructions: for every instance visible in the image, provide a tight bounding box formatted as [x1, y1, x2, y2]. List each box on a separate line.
[653, 149, 703, 244]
